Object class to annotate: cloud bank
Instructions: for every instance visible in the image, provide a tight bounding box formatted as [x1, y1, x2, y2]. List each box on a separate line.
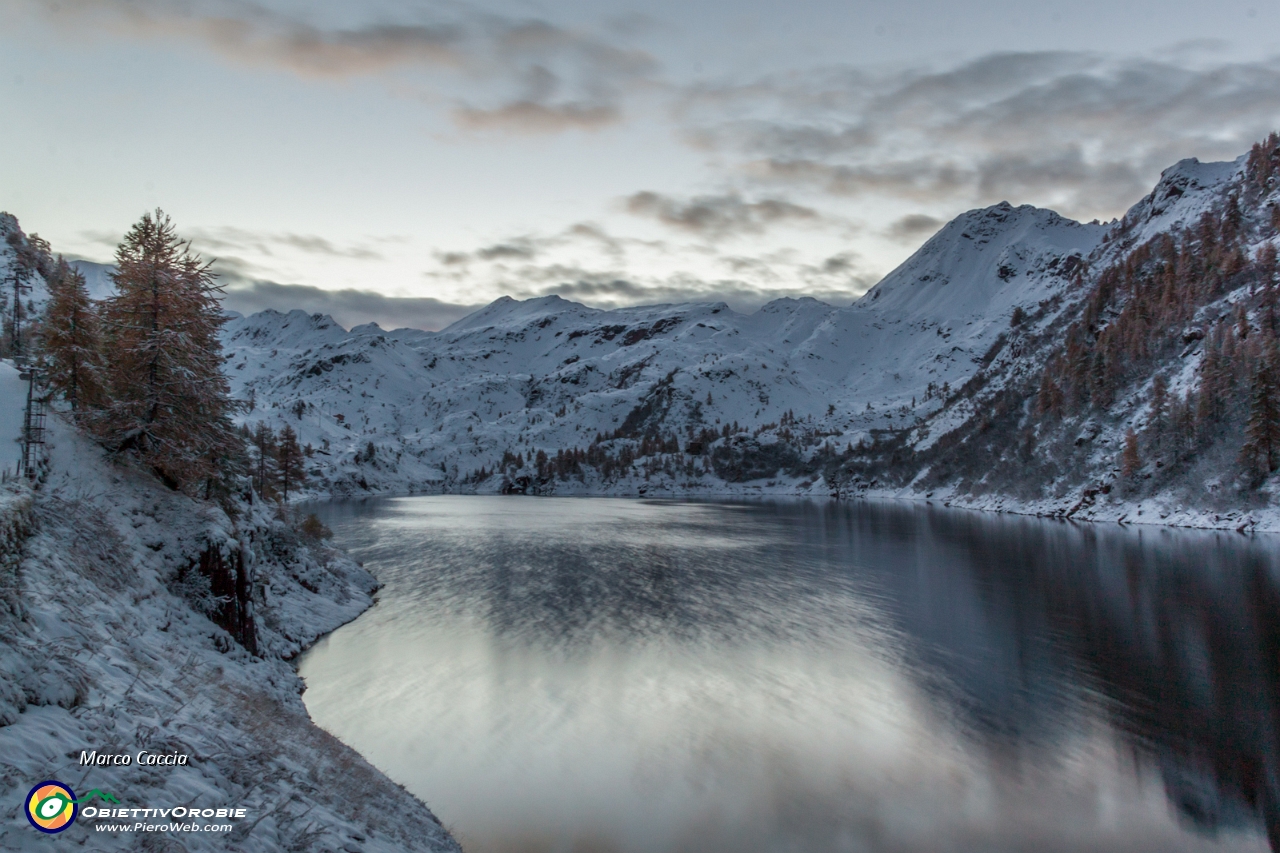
[22, 0, 657, 133]
[222, 279, 482, 332]
[624, 191, 822, 240]
[679, 51, 1280, 220]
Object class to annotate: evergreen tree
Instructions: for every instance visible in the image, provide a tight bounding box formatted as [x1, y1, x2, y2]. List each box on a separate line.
[1147, 373, 1169, 456]
[1259, 243, 1279, 334]
[276, 423, 306, 501]
[1170, 392, 1196, 461]
[4, 223, 50, 355]
[1149, 374, 1169, 427]
[1196, 326, 1227, 431]
[40, 257, 102, 412]
[1121, 429, 1141, 481]
[250, 421, 279, 499]
[1241, 356, 1280, 485]
[95, 210, 240, 491]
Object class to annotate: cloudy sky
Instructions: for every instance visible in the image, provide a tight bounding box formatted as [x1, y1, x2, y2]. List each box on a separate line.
[3, 0, 1280, 329]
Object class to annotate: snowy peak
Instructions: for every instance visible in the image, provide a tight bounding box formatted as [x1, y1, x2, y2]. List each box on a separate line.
[71, 260, 117, 301]
[442, 294, 595, 334]
[224, 308, 349, 349]
[1120, 155, 1243, 244]
[856, 201, 1104, 325]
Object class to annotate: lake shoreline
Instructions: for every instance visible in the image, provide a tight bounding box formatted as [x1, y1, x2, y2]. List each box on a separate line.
[297, 482, 1280, 536]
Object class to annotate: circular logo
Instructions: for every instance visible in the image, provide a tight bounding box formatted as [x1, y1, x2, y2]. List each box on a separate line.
[26, 781, 77, 834]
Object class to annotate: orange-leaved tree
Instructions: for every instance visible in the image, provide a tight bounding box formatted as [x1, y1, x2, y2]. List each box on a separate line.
[41, 257, 103, 413]
[94, 210, 241, 492]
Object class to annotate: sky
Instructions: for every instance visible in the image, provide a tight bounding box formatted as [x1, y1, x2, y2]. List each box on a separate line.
[3, 0, 1280, 330]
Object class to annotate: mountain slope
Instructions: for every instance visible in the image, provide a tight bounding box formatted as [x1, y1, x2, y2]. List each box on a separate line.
[215, 139, 1280, 526]
[893, 144, 1280, 527]
[222, 201, 1102, 497]
[0, 387, 461, 851]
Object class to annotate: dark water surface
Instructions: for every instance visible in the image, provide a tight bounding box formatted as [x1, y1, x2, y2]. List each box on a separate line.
[298, 496, 1280, 853]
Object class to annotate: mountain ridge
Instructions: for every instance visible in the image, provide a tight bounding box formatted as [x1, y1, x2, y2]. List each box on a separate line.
[222, 145, 1269, 525]
[13, 144, 1272, 529]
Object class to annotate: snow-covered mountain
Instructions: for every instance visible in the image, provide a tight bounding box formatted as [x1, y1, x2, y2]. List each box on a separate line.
[12, 141, 1267, 525]
[904, 144, 1280, 529]
[222, 201, 1106, 496]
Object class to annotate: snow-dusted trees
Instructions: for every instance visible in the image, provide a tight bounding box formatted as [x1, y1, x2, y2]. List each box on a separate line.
[244, 421, 307, 500]
[249, 421, 279, 499]
[41, 257, 102, 412]
[1120, 429, 1141, 481]
[1241, 356, 1280, 484]
[277, 424, 306, 500]
[3, 217, 51, 355]
[94, 210, 240, 491]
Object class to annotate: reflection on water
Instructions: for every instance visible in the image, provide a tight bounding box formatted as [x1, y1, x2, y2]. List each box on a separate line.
[298, 497, 1280, 853]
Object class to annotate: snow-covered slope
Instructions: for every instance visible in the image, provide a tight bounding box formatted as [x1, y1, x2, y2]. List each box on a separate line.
[899, 145, 1280, 529]
[223, 202, 1102, 495]
[69, 259, 117, 300]
[0, 371, 461, 851]
[0, 362, 23, 477]
[93, 143, 1265, 527]
[1121, 156, 1243, 247]
[798, 203, 1103, 409]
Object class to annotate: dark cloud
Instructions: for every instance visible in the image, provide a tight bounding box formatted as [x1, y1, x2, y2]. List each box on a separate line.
[886, 214, 944, 242]
[186, 226, 383, 261]
[82, 224, 384, 260]
[437, 251, 470, 266]
[811, 252, 861, 277]
[28, 0, 657, 133]
[680, 52, 1280, 220]
[430, 223, 660, 272]
[61, 252, 480, 330]
[453, 101, 618, 132]
[625, 191, 821, 239]
[563, 222, 628, 258]
[422, 218, 870, 311]
[473, 245, 871, 310]
[743, 158, 969, 201]
[513, 276, 855, 312]
[435, 238, 541, 266]
[77, 231, 119, 251]
[222, 279, 481, 332]
[475, 240, 539, 261]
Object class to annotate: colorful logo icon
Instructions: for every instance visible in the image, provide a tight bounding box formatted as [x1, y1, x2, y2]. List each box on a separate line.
[26, 781, 77, 833]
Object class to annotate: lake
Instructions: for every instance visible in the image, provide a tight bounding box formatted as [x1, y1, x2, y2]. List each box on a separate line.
[298, 496, 1280, 853]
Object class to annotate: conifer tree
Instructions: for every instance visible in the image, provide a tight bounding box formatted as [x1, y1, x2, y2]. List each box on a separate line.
[1241, 355, 1280, 485]
[1196, 326, 1227, 431]
[4, 224, 50, 355]
[1259, 244, 1279, 334]
[276, 423, 306, 501]
[40, 258, 102, 412]
[95, 210, 240, 491]
[1149, 374, 1169, 427]
[250, 421, 279, 499]
[1147, 374, 1169, 456]
[1121, 429, 1141, 481]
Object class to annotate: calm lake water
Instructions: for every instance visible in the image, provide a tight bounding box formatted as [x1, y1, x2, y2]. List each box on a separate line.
[298, 496, 1280, 853]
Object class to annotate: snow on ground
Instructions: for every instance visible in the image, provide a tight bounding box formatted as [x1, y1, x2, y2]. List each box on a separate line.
[0, 362, 24, 478]
[0, 364, 460, 852]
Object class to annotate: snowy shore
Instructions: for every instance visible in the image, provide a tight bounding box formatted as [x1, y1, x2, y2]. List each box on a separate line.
[296, 469, 1280, 536]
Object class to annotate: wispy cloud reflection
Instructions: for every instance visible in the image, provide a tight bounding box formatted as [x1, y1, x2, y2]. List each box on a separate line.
[300, 497, 1277, 853]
